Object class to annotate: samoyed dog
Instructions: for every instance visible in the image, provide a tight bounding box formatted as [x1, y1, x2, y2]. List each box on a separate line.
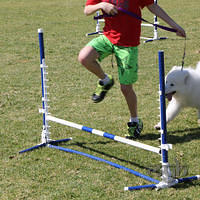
[155, 61, 200, 129]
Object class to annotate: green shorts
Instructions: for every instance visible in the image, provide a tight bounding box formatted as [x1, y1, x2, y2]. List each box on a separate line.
[87, 35, 138, 85]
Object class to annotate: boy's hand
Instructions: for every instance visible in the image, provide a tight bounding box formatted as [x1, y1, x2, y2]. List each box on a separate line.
[147, 4, 186, 38]
[101, 2, 118, 15]
[175, 26, 186, 38]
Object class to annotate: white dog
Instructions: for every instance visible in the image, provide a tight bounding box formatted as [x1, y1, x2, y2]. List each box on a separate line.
[155, 62, 200, 129]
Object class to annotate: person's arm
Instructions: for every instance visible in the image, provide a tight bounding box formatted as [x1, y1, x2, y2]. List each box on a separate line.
[84, 2, 118, 16]
[147, 3, 186, 37]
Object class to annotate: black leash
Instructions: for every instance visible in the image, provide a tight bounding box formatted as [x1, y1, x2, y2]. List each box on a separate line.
[94, 7, 177, 33]
[181, 37, 187, 70]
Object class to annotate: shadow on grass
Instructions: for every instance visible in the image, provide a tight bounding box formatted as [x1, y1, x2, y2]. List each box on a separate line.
[63, 140, 151, 172]
[140, 132, 160, 141]
[167, 127, 200, 144]
[61, 140, 199, 190]
[141, 127, 200, 144]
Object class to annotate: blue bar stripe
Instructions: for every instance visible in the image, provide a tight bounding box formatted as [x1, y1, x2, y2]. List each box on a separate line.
[82, 126, 93, 133]
[103, 132, 115, 140]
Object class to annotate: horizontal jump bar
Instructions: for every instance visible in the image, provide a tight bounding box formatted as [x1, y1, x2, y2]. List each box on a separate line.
[47, 115, 161, 154]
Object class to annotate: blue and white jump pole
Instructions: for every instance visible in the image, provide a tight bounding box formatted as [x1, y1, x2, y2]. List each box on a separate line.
[156, 51, 176, 189]
[19, 29, 200, 190]
[156, 51, 200, 189]
[19, 29, 72, 154]
[125, 51, 173, 190]
[38, 28, 50, 143]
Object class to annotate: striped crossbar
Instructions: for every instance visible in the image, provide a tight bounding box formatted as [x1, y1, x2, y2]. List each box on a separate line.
[47, 115, 160, 154]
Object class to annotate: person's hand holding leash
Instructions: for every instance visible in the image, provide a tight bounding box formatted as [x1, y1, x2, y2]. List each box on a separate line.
[147, 3, 186, 38]
[174, 25, 186, 38]
[100, 2, 118, 15]
[84, 2, 118, 16]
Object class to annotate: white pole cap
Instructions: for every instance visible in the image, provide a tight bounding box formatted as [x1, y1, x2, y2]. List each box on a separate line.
[38, 28, 43, 33]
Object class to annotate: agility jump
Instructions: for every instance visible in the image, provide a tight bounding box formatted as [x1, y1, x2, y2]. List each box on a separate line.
[19, 29, 199, 191]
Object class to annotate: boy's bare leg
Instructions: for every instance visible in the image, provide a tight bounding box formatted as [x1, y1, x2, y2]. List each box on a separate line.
[78, 46, 106, 80]
[78, 45, 114, 103]
[120, 84, 137, 118]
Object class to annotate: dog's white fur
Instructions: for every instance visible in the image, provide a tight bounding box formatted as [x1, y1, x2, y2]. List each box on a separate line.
[155, 61, 200, 129]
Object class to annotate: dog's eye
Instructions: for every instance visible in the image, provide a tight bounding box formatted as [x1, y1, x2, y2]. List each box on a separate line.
[170, 83, 174, 86]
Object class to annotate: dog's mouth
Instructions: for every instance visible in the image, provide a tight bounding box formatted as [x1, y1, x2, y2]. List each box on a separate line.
[165, 91, 176, 101]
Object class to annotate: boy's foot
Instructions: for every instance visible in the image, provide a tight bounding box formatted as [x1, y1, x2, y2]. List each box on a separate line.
[92, 75, 114, 103]
[125, 119, 143, 139]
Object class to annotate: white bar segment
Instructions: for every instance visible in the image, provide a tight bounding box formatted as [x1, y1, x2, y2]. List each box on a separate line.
[47, 115, 160, 154]
[91, 129, 105, 137]
[47, 115, 83, 130]
[114, 136, 160, 154]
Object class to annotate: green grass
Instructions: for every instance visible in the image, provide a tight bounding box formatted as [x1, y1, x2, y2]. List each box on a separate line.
[0, 0, 200, 199]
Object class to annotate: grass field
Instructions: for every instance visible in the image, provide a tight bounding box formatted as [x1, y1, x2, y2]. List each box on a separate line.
[0, 0, 200, 199]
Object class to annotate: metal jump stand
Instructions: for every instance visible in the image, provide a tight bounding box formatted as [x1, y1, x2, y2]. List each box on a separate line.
[141, 0, 167, 43]
[19, 29, 199, 191]
[86, 11, 104, 36]
[19, 29, 72, 153]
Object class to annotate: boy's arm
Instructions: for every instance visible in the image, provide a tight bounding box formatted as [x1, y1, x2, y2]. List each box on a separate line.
[147, 3, 186, 37]
[84, 2, 118, 16]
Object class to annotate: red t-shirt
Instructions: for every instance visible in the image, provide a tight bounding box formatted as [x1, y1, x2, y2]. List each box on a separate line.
[86, 0, 154, 46]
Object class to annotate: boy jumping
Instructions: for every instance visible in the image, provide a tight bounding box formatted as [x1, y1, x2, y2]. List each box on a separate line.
[78, 0, 186, 139]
